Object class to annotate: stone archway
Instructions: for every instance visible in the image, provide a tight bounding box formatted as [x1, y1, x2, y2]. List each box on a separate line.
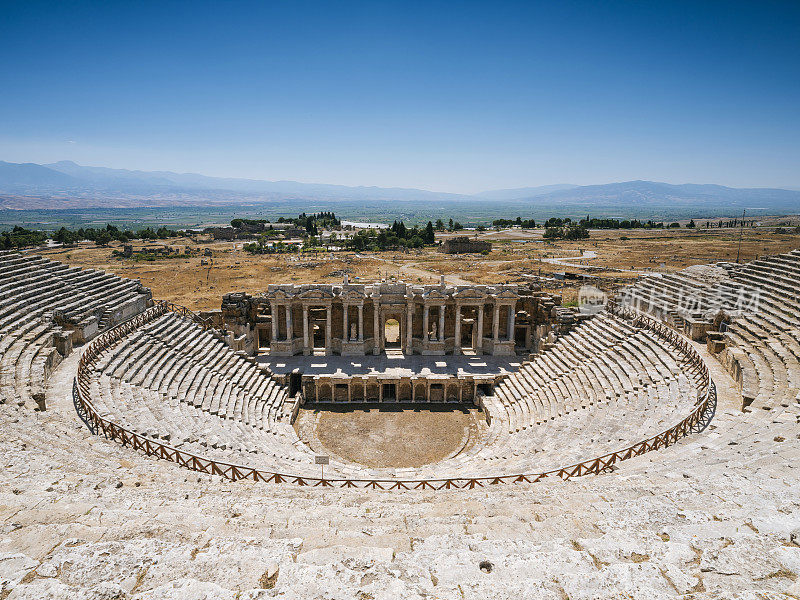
[384, 317, 401, 349]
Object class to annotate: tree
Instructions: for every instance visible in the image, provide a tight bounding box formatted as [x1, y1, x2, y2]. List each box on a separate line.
[95, 230, 112, 246]
[435, 219, 445, 231]
[448, 218, 454, 231]
[424, 221, 435, 244]
[687, 219, 696, 228]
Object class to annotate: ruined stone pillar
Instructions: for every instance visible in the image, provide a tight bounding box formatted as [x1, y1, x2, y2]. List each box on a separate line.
[285, 304, 293, 342]
[438, 305, 445, 343]
[358, 304, 364, 342]
[406, 303, 413, 354]
[302, 305, 309, 355]
[476, 304, 484, 355]
[508, 304, 516, 342]
[373, 298, 380, 355]
[270, 303, 278, 343]
[423, 304, 429, 342]
[493, 303, 500, 342]
[342, 302, 349, 342]
[454, 304, 462, 355]
[325, 305, 332, 355]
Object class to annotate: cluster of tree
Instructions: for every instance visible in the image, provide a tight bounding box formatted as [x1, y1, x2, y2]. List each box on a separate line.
[53, 224, 180, 246]
[229, 218, 269, 233]
[575, 217, 668, 229]
[703, 219, 759, 228]
[0, 224, 181, 250]
[543, 221, 590, 240]
[433, 218, 463, 232]
[488, 215, 723, 230]
[280, 212, 340, 235]
[492, 217, 537, 228]
[345, 221, 436, 251]
[242, 239, 301, 254]
[0, 226, 49, 250]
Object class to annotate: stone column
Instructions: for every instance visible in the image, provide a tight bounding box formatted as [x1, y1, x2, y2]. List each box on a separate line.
[406, 303, 413, 354]
[342, 302, 349, 342]
[285, 304, 293, 342]
[373, 298, 380, 355]
[302, 305, 310, 355]
[454, 304, 462, 355]
[358, 304, 364, 342]
[325, 305, 332, 354]
[476, 304, 484, 355]
[438, 305, 445, 343]
[423, 304, 429, 342]
[508, 304, 516, 342]
[270, 303, 278, 343]
[493, 304, 500, 342]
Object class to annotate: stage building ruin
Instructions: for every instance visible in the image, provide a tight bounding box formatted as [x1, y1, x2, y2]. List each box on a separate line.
[211, 280, 579, 404]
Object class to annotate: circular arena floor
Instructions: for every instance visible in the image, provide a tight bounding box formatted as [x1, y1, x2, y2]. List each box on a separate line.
[294, 405, 486, 469]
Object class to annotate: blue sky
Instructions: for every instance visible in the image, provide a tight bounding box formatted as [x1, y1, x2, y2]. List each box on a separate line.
[1, 1, 799, 193]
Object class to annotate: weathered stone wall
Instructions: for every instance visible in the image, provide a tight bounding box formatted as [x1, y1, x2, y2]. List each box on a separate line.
[439, 236, 492, 254]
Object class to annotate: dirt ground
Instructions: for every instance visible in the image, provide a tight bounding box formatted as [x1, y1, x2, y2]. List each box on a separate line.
[34, 226, 800, 311]
[295, 405, 482, 469]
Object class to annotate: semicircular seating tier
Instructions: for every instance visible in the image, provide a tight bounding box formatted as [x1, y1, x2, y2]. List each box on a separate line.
[618, 249, 800, 415]
[0, 251, 151, 411]
[80, 302, 710, 481]
[3, 248, 799, 487]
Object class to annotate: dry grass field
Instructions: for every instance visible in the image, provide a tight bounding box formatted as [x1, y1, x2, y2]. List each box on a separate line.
[36, 226, 800, 311]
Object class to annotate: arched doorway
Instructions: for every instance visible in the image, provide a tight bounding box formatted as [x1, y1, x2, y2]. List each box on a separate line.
[310, 307, 326, 351]
[384, 318, 401, 349]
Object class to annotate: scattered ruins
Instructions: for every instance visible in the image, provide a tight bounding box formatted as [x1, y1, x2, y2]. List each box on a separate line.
[439, 235, 492, 254]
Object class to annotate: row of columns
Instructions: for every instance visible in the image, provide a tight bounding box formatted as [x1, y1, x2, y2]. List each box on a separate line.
[341, 302, 364, 342]
[271, 300, 517, 354]
[421, 304, 446, 342]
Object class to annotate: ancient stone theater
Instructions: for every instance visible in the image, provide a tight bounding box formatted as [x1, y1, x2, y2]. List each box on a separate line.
[2, 248, 800, 597]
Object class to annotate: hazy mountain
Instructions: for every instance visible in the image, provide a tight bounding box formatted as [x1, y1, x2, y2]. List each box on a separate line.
[40, 160, 473, 203]
[515, 180, 800, 212]
[0, 161, 79, 189]
[475, 184, 578, 200]
[1, 161, 799, 216]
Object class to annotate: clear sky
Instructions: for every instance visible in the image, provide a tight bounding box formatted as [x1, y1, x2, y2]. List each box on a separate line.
[1, 0, 799, 193]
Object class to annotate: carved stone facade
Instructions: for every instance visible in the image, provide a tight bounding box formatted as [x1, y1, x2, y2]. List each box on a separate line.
[219, 281, 570, 358]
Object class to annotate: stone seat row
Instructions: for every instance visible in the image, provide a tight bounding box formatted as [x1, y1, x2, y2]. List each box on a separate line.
[0, 252, 144, 325]
[0, 251, 152, 412]
[87, 375, 327, 475]
[79, 308, 707, 482]
[408, 373, 694, 480]
[93, 313, 289, 433]
[489, 313, 699, 432]
[402, 312, 704, 479]
[621, 271, 738, 315]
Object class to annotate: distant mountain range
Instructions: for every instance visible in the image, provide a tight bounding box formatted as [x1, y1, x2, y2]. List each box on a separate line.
[1, 160, 799, 216]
